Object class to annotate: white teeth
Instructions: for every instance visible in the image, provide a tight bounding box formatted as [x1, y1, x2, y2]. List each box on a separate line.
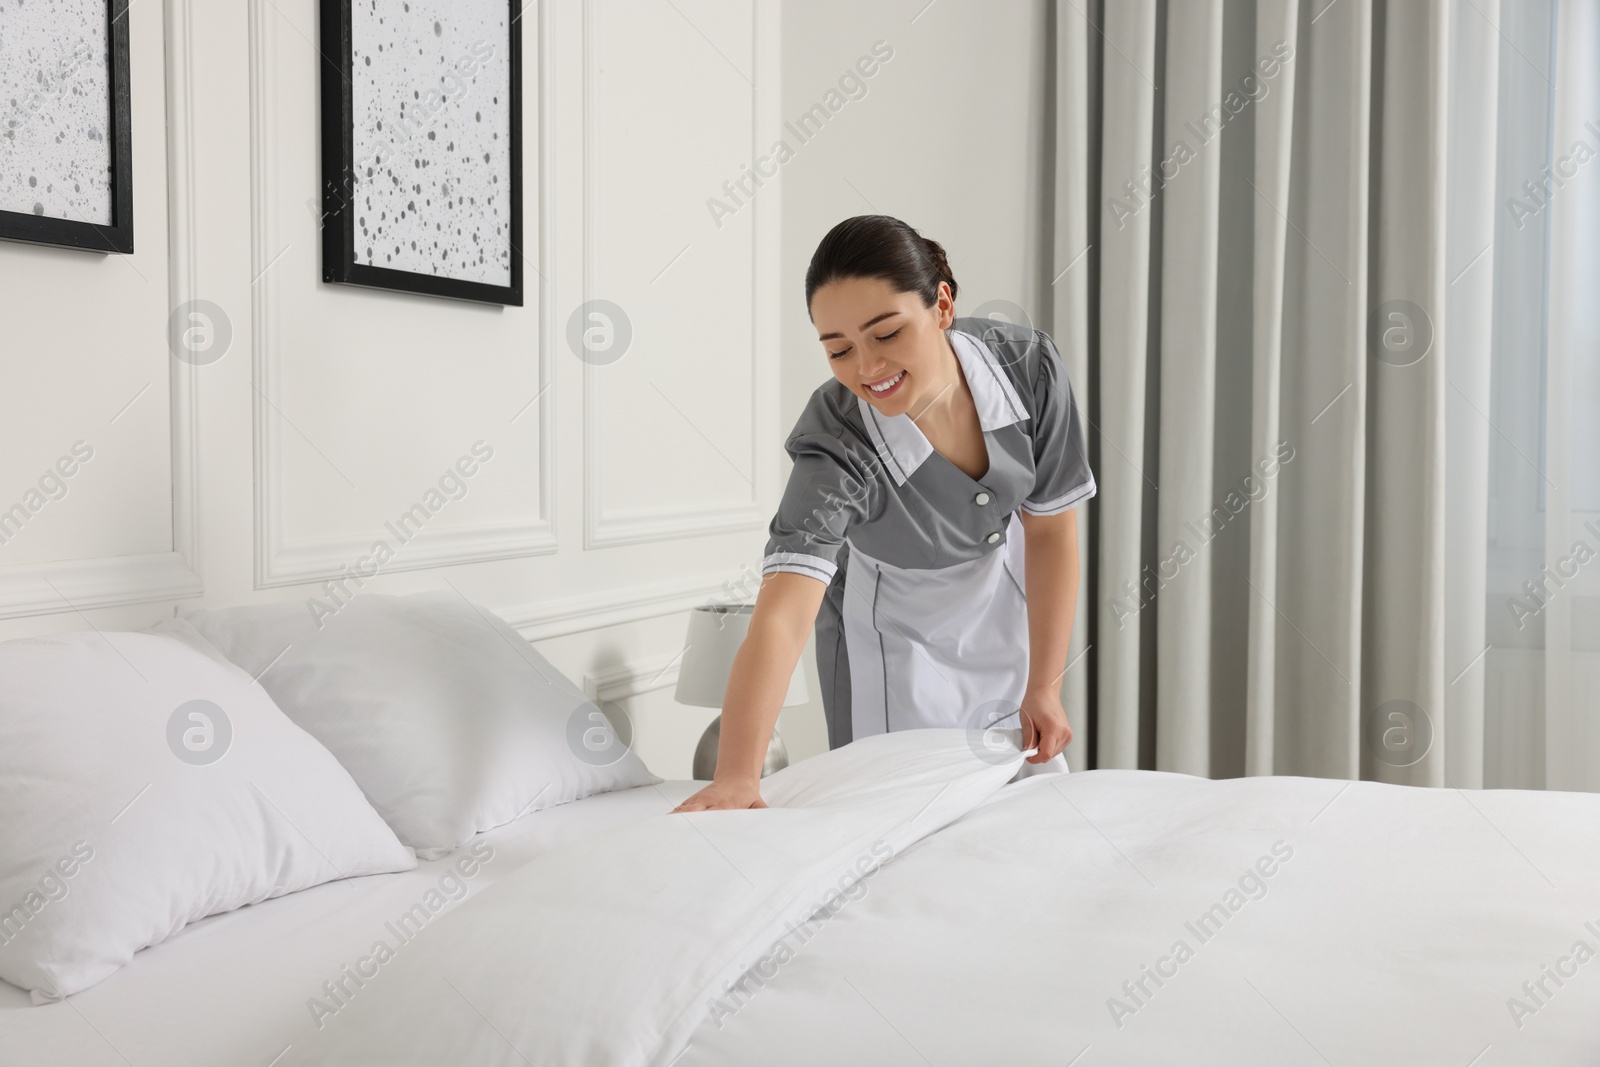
[867, 371, 904, 394]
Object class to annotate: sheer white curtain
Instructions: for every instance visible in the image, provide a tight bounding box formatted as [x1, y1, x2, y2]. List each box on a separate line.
[1487, 0, 1600, 791]
[1045, 0, 1597, 790]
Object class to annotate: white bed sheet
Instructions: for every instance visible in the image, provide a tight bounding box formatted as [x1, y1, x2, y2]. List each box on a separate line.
[280, 728, 1022, 1066]
[216, 728, 1600, 1067]
[0, 780, 700, 1067]
[9, 745, 1600, 1067]
[677, 770, 1600, 1066]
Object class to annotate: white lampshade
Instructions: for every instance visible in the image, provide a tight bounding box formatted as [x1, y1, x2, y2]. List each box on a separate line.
[673, 604, 809, 709]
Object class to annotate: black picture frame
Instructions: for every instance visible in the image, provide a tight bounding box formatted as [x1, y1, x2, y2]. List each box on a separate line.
[318, 0, 523, 306]
[0, 0, 134, 255]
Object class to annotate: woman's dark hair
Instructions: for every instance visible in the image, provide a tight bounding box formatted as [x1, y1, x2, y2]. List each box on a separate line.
[804, 215, 957, 315]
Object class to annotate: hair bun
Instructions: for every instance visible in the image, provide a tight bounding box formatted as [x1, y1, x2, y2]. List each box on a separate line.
[920, 236, 958, 303]
[804, 215, 959, 312]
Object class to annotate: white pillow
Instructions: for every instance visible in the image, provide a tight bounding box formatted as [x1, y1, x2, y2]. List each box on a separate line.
[0, 624, 416, 1002]
[181, 592, 661, 859]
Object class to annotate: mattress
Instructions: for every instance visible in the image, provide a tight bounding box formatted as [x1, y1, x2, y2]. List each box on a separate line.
[0, 779, 702, 1067]
[677, 769, 1600, 1066]
[7, 729, 1599, 1067]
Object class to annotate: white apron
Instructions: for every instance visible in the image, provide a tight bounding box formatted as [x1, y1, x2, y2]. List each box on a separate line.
[761, 318, 1096, 772]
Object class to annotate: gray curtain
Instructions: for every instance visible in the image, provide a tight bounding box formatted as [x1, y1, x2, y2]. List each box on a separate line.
[1044, 0, 1544, 787]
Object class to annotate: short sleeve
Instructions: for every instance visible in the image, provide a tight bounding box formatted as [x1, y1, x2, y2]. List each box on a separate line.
[761, 435, 874, 584]
[1020, 331, 1096, 516]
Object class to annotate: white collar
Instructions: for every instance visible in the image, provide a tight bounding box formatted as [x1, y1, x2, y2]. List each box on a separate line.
[858, 328, 1029, 486]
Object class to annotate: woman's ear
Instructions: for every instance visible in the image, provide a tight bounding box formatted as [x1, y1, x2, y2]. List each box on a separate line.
[934, 281, 955, 329]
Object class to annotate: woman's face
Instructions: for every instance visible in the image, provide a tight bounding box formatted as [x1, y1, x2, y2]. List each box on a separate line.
[810, 275, 955, 418]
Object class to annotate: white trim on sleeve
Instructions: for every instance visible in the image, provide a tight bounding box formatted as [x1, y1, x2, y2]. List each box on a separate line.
[761, 551, 838, 584]
[1019, 476, 1098, 517]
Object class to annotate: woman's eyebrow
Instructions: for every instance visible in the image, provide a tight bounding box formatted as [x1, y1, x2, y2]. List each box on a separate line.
[818, 311, 900, 342]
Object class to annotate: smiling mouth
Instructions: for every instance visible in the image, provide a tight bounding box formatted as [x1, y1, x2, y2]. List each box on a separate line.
[864, 370, 906, 397]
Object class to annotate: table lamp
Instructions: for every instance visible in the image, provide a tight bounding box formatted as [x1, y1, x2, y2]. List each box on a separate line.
[674, 604, 807, 781]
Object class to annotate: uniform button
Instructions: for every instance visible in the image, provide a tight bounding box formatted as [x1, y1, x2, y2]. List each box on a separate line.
[974, 492, 991, 505]
[986, 531, 1001, 543]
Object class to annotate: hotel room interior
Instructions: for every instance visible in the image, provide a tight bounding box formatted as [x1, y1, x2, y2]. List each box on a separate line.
[1, 0, 1597, 1063]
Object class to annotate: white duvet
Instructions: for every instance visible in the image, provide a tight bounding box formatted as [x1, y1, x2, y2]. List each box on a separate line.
[283, 730, 1600, 1067]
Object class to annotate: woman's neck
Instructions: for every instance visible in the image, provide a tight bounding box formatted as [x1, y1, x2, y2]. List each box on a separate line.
[907, 333, 970, 430]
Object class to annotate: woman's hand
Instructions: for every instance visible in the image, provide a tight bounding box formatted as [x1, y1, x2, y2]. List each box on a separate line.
[670, 776, 768, 813]
[1019, 688, 1072, 763]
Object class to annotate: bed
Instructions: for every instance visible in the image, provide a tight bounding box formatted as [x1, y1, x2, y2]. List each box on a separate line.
[5, 729, 1597, 1067]
[0, 777, 702, 1066]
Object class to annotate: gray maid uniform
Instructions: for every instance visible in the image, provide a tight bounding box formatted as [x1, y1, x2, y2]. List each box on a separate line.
[761, 316, 1097, 749]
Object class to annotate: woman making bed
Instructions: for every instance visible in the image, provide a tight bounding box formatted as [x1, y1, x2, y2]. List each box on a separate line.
[675, 215, 1096, 812]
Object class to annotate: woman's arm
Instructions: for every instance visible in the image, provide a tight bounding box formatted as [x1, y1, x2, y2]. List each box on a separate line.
[670, 571, 827, 811]
[1016, 507, 1081, 763]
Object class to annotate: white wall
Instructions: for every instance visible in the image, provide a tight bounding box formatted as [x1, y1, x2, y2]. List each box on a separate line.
[778, 0, 1055, 432]
[0, 0, 1051, 780]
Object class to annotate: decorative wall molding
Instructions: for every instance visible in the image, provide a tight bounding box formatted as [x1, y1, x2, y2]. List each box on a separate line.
[166, 0, 202, 579]
[580, 0, 773, 549]
[0, 0, 204, 621]
[587, 501, 767, 549]
[506, 568, 745, 642]
[0, 553, 203, 622]
[266, 520, 559, 589]
[582, 650, 684, 705]
[248, 0, 557, 590]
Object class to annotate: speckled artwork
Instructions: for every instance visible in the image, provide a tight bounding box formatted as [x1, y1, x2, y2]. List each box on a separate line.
[349, 0, 512, 286]
[0, 0, 113, 224]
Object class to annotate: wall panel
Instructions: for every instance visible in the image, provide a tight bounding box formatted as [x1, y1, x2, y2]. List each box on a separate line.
[582, 0, 771, 548]
[247, 0, 555, 591]
[0, 0, 201, 619]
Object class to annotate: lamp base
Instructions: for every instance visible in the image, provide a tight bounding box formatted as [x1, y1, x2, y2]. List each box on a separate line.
[692, 715, 789, 781]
